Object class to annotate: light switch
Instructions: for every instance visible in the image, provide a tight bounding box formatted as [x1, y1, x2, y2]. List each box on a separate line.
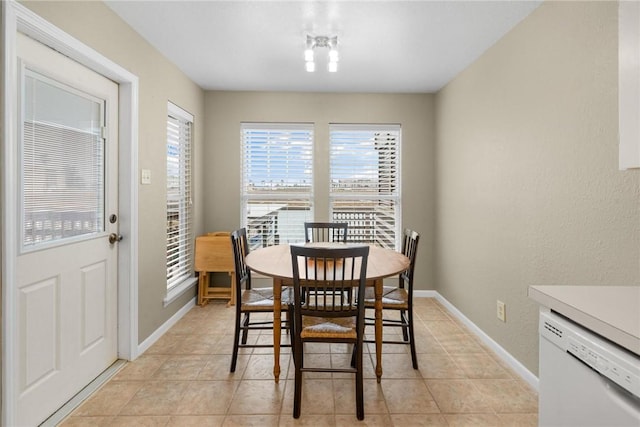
[141, 169, 151, 185]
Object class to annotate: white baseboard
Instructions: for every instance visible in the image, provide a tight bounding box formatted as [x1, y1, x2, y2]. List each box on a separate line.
[414, 290, 439, 298]
[414, 290, 539, 391]
[136, 297, 197, 356]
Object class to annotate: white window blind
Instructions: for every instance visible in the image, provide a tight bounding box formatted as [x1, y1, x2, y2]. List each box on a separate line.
[22, 70, 105, 249]
[167, 102, 193, 289]
[241, 123, 313, 248]
[329, 124, 401, 250]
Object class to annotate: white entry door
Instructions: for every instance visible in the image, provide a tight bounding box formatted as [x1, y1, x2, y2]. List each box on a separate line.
[13, 33, 119, 426]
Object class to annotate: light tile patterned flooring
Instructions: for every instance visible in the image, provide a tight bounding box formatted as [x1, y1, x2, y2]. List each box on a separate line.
[60, 297, 538, 426]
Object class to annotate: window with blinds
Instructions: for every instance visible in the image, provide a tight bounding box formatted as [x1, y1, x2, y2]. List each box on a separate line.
[241, 123, 314, 249]
[329, 124, 401, 250]
[166, 103, 193, 289]
[21, 70, 105, 249]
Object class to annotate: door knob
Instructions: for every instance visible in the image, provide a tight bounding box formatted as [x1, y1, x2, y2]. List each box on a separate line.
[108, 233, 123, 244]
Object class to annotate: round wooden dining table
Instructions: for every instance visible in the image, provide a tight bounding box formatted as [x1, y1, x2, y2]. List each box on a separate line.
[245, 242, 410, 383]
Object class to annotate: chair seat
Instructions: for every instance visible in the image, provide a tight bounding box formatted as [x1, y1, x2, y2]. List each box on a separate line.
[363, 286, 409, 309]
[241, 287, 292, 311]
[300, 315, 357, 339]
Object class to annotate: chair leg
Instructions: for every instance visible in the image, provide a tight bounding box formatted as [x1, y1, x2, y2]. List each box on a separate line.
[355, 342, 364, 421]
[350, 343, 356, 368]
[408, 310, 418, 369]
[230, 309, 242, 372]
[293, 341, 303, 418]
[400, 310, 409, 342]
[288, 307, 296, 366]
[292, 306, 304, 419]
[285, 308, 291, 336]
[241, 312, 250, 345]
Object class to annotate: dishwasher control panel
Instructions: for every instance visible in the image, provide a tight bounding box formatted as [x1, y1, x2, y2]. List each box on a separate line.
[540, 311, 640, 399]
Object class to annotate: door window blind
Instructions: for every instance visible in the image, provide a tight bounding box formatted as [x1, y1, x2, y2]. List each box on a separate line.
[241, 123, 313, 248]
[167, 102, 193, 289]
[329, 124, 401, 250]
[21, 70, 105, 249]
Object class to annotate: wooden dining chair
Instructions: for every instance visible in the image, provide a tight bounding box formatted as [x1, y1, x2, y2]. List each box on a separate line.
[304, 221, 349, 243]
[364, 228, 420, 369]
[303, 222, 350, 300]
[229, 228, 292, 372]
[289, 244, 369, 420]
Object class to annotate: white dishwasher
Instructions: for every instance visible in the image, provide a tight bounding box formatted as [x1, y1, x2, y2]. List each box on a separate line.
[539, 310, 640, 426]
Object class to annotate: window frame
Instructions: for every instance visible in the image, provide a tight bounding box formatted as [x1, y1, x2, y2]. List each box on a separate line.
[240, 122, 314, 248]
[166, 102, 194, 291]
[329, 123, 402, 250]
[20, 69, 107, 253]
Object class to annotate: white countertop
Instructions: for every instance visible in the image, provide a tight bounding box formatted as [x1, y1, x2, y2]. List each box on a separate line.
[528, 285, 640, 356]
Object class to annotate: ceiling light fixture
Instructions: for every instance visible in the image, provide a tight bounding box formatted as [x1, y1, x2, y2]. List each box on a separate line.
[305, 35, 339, 73]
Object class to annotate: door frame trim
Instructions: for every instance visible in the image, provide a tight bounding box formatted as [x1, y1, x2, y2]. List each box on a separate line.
[1, 2, 140, 424]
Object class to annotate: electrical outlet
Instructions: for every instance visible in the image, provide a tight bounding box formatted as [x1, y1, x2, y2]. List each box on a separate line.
[497, 300, 506, 322]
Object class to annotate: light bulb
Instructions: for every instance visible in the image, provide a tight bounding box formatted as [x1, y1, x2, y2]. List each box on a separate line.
[306, 61, 316, 72]
[304, 48, 314, 62]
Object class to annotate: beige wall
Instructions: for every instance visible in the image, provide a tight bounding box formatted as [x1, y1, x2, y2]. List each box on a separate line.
[435, 0, 640, 374]
[203, 91, 437, 290]
[15, 0, 639, 378]
[20, 1, 206, 342]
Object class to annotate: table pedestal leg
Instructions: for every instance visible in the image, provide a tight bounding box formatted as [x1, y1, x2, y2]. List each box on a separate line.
[273, 278, 282, 383]
[375, 278, 383, 383]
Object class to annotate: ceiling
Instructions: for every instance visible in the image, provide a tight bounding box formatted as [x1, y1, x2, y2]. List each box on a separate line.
[105, 1, 542, 93]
